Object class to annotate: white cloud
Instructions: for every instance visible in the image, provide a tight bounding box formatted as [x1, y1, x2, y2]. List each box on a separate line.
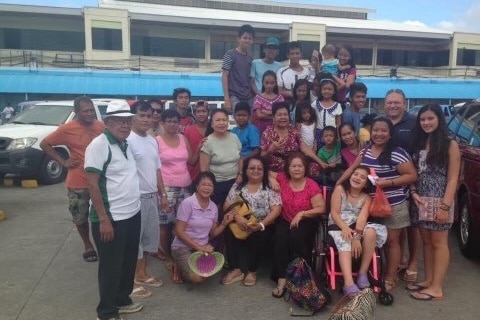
[402, 20, 428, 28]
[436, 3, 480, 33]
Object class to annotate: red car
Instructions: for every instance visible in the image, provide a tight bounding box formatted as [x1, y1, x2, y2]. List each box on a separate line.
[449, 101, 480, 258]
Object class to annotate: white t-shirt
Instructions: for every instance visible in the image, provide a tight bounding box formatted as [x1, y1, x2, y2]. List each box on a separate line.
[3, 106, 14, 119]
[277, 66, 310, 92]
[127, 131, 161, 194]
[85, 131, 141, 222]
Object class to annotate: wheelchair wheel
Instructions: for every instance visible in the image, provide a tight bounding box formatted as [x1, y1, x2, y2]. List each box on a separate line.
[378, 291, 394, 306]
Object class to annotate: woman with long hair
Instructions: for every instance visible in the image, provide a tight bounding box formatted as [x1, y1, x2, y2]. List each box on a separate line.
[407, 104, 460, 301]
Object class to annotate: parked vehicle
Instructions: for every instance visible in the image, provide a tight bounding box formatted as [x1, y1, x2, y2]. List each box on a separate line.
[410, 104, 456, 121]
[0, 100, 112, 184]
[448, 101, 480, 258]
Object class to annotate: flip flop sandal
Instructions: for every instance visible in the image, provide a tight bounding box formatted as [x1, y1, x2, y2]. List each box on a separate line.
[222, 271, 244, 285]
[272, 286, 286, 298]
[410, 292, 445, 301]
[243, 273, 257, 287]
[401, 270, 418, 282]
[130, 286, 152, 299]
[134, 277, 163, 288]
[406, 283, 427, 291]
[82, 250, 98, 262]
[385, 279, 397, 292]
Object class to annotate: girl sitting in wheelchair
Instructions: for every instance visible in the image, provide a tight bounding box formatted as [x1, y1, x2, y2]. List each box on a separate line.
[328, 165, 387, 295]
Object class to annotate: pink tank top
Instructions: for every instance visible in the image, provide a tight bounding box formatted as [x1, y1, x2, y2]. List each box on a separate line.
[156, 135, 192, 187]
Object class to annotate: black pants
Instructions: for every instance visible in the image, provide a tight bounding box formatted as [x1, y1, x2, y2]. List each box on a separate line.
[225, 225, 274, 273]
[92, 211, 141, 320]
[273, 218, 317, 279]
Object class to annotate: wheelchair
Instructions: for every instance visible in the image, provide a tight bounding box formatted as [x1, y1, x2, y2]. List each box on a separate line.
[311, 172, 394, 306]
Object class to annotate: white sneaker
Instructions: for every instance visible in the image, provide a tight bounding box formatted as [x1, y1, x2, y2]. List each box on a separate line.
[118, 302, 143, 314]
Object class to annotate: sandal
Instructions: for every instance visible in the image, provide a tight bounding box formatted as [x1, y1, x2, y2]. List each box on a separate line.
[82, 250, 98, 262]
[243, 272, 257, 287]
[385, 279, 397, 292]
[401, 269, 418, 282]
[222, 270, 244, 285]
[406, 283, 427, 292]
[272, 286, 286, 298]
[130, 286, 152, 299]
[134, 277, 163, 288]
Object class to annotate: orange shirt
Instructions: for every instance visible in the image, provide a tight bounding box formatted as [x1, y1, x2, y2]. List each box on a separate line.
[43, 120, 105, 189]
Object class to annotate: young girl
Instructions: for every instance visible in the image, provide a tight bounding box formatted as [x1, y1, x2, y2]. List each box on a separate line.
[408, 103, 460, 301]
[312, 72, 342, 147]
[333, 45, 357, 105]
[289, 78, 310, 124]
[295, 101, 317, 150]
[328, 165, 387, 295]
[252, 70, 284, 132]
[339, 123, 362, 167]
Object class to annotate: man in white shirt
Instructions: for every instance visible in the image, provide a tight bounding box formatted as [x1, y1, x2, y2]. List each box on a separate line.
[85, 100, 143, 320]
[127, 101, 169, 298]
[2, 103, 14, 124]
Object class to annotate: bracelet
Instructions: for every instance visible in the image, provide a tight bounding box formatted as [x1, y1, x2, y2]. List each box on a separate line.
[410, 190, 417, 194]
[354, 229, 364, 236]
[439, 203, 451, 211]
[259, 222, 265, 231]
[352, 232, 362, 241]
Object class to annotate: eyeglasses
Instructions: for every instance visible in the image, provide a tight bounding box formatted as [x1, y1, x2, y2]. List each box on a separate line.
[152, 109, 162, 114]
[247, 166, 264, 171]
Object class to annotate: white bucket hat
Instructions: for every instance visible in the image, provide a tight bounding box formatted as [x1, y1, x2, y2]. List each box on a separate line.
[103, 100, 135, 119]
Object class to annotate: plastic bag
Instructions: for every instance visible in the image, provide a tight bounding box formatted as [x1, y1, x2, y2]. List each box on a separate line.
[369, 185, 393, 218]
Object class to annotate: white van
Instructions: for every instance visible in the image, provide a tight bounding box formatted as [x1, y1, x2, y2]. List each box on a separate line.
[0, 100, 112, 184]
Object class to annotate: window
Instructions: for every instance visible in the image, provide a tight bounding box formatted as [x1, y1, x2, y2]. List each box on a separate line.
[351, 48, 373, 65]
[1, 28, 85, 51]
[377, 49, 450, 67]
[92, 28, 122, 51]
[457, 49, 480, 66]
[210, 41, 240, 59]
[132, 36, 205, 58]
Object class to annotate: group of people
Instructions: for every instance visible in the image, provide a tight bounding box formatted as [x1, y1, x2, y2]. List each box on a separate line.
[39, 23, 460, 320]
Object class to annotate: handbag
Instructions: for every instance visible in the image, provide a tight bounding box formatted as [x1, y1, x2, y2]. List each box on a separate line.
[285, 257, 328, 316]
[369, 185, 393, 218]
[418, 196, 454, 223]
[329, 288, 376, 320]
[224, 194, 257, 240]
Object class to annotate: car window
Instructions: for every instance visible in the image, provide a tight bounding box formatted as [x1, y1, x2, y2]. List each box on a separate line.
[12, 105, 73, 126]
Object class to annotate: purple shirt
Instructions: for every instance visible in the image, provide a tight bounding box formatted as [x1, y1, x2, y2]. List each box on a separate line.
[171, 194, 218, 249]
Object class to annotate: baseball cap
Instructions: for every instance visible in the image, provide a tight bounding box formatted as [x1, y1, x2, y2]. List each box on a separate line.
[265, 37, 280, 47]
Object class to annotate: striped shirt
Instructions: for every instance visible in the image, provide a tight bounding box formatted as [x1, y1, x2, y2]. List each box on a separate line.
[359, 146, 411, 206]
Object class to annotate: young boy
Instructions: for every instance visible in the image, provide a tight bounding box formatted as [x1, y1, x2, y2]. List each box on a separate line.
[250, 36, 282, 96]
[231, 102, 260, 158]
[222, 24, 255, 113]
[172, 87, 194, 134]
[342, 82, 368, 136]
[277, 41, 310, 99]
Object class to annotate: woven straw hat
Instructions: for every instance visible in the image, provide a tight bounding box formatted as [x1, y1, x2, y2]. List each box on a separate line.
[188, 251, 224, 277]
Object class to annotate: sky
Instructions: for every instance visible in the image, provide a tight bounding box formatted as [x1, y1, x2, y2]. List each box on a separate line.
[2, 0, 480, 32]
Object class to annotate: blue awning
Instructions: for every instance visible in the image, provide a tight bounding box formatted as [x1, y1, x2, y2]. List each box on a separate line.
[1, 67, 479, 99]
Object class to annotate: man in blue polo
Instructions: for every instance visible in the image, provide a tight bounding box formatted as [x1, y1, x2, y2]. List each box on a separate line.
[85, 100, 143, 320]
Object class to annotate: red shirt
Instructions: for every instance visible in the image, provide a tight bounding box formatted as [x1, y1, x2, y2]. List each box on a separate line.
[276, 172, 322, 223]
[184, 124, 204, 182]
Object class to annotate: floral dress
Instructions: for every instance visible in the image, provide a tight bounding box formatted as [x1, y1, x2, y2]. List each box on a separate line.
[260, 124, 301, 172]
[410, 150, 453, 231]
[328, 192, 387, 252]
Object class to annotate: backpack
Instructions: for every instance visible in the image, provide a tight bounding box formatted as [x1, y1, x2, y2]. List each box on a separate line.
[285, 257, 328, 315]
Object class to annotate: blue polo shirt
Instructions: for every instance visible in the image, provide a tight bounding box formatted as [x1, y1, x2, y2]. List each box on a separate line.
[342, 106, 361, 135]
[391, 112, 416, 155]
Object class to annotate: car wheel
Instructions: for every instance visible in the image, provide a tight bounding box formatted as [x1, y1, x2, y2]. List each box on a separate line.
[457, 194, 478, 259]
[37, 151, 67, 185]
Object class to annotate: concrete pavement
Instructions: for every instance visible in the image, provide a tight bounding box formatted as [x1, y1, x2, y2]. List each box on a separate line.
[1, 183, 480, 320]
